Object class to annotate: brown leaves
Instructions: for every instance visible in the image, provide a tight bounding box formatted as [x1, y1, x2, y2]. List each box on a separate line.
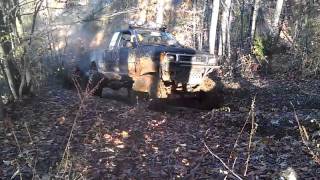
[121, 131, 129, 139]
[103, 133, 112, 142]
[3, 114, 14, 130]
[1, 78, 320, 179]
[56, 116, 66, 125]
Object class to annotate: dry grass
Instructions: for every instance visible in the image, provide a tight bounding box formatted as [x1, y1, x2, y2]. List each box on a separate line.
[291, 102, 320, 165]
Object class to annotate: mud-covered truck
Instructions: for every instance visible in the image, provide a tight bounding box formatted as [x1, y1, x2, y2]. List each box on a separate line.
[97, 26, 220, 100]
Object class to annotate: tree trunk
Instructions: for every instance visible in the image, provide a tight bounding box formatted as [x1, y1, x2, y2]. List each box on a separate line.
[219, 0, 232, 57]
[156, 0, 165, 25]
[198, 0, 206, 51]
[18, 0, 43, 98]
[2, 59, 19, 100]
[273, 0, 284, 33]
[0, 97, 3, 121]
[18, 57, 26, 98]
[138, 0, 148, 24]
[226, 9, 232, 59]
[218, 32, 223, 55]
[0, 2, 18, 100]
[250, 0, 261, 48]
[240, 0, 245, 49]
[193, 1, 197, 48]
[0, 46, 18, 100]
[209, 0, 220, 55]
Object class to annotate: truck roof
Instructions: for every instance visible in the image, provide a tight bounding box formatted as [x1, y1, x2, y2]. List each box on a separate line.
[117, 26, 166, 33]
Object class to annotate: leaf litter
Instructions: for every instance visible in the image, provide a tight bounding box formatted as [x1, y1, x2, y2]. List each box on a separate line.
[0, 77, 319, 179]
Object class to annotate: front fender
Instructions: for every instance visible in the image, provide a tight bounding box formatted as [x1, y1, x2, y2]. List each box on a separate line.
[139, 57, 158, 75]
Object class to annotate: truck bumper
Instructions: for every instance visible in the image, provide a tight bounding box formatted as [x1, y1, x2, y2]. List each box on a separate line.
[161, 61, 220, 87]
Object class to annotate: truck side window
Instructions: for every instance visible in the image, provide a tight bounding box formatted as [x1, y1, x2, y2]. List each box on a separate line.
[119, 33, 131, 48]
[109, 32, 120, 50]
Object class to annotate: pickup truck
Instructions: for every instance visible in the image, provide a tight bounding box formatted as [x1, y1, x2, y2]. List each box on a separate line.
[96, 26, 220, 100]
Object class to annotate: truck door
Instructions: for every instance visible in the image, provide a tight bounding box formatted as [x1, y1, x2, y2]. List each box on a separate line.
[118, 31, 133, 75]
[104, 32, 120, 73]
[105, 31, 137, 78]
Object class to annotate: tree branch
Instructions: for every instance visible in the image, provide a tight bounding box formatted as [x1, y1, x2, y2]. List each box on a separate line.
[203, 140, 243, 180]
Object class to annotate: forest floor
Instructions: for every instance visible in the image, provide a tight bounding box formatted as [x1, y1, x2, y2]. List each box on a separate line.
[1, 75, 320, 179]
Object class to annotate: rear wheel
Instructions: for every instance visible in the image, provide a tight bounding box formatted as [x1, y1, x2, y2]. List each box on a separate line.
[88, 71, 105, 97]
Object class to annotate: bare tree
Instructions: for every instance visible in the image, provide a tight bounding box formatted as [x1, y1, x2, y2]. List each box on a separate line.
[226, 7, 232, 59]
[0, 51, 18, 100]
[218, 0, 232, 58]
[209, 0, 220, 55]
[19, 0, 44, 98]
[240, 0, 245, 49]
[137, 0, 148, 24]
[156, 0, 165, 25]
[0, 1, 19, 100]
[273, 0, 285, 36]
[0, 94, 3, 121]
[193, 1, 197, 48]
[273, 0, 284, 29]
[250, 0, 261, 47]
[197, 0, 207, 51]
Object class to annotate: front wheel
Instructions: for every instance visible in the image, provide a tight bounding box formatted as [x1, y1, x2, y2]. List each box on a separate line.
[199, 77, 216, 92]
[149, 79, 168, 99]
[133, 73, 169, 99]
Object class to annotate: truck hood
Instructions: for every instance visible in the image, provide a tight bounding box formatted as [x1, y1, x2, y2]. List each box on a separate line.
[138, 44, 197, 56]
[164, 46, 196, 55]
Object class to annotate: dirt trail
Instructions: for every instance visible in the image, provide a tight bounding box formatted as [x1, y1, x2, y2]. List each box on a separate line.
[0, 77, 319, 179]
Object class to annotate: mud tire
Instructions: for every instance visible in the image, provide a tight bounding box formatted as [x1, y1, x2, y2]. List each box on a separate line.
[151, 80, 168, 99]
[200, 77, 216, 92]
[88, 72, 105, 97]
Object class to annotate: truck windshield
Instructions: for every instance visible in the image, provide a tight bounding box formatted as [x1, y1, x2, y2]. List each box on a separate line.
[136, 30, 180, 46]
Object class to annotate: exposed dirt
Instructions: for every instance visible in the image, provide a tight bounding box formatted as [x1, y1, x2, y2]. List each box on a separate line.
[0, 76, 319, 179]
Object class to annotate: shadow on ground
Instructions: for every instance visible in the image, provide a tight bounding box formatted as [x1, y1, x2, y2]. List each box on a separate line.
[1, 75, 320, 179]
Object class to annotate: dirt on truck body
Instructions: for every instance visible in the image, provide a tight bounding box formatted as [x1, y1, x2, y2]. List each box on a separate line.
[101, 26, 221, 100]
[63, 25, 223, 107]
